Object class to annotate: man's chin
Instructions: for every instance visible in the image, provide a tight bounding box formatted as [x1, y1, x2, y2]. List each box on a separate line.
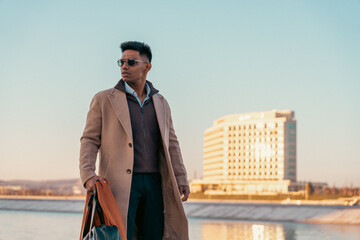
[123, 79, 136, 85]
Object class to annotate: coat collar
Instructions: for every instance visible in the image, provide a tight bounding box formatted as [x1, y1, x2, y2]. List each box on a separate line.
[107, 89, 133, 140]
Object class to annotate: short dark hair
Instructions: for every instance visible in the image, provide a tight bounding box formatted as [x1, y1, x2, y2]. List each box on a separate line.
[120, 41, 152, 62]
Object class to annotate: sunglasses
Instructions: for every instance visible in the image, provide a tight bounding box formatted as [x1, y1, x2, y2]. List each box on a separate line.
[117, 58, 149, 67]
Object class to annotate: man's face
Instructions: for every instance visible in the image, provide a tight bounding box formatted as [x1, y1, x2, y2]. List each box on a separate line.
[120, 50, 151, 84]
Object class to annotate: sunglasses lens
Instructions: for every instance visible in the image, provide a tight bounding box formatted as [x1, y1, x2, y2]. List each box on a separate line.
[119, 59, 126, 67]
[128, 59, 136, 66]
[118, 59, 140, 67]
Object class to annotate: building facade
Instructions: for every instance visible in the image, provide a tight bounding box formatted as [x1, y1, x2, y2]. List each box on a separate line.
[199, 110, 296, 194]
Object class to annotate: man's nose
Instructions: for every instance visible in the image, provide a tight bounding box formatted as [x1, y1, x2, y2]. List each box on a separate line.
[121, 63, 129, 69]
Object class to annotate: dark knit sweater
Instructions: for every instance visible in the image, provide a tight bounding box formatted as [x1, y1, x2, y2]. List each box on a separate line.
[114, 80, 161, 173]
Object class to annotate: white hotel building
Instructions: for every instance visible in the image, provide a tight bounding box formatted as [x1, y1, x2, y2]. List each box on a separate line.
[193, 110, 296, 194]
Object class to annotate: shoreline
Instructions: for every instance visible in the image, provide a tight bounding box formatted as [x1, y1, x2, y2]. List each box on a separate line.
[1, 195, 358, 206]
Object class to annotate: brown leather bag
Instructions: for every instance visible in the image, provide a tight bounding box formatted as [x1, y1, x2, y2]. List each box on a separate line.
[80, 179, 127, 240]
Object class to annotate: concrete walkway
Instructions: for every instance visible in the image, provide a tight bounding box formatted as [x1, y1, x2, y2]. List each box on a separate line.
[1, 197, 359, 225]
[184, 200, 360, 225]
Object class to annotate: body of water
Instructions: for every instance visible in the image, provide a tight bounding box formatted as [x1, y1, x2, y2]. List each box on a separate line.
[0, 210, 360, 240]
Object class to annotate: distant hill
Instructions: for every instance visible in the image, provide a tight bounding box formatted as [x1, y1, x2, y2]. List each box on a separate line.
[0, 178, 85, 195]
[0, 178, 82, 188]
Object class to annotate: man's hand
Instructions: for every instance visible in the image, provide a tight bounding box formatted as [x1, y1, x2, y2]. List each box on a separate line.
[85, 175, 106, 194]
[178, 185, 190, 202]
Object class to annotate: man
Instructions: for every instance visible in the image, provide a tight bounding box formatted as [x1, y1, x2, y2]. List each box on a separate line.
[79, 41, 190, 240]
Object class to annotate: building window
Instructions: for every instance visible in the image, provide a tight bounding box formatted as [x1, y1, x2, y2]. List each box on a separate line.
[289, 151, 296, 156]
[287, 123, 295, 129]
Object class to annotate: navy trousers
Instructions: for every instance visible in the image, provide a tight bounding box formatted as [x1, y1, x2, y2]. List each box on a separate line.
[127, 173, 164, 240]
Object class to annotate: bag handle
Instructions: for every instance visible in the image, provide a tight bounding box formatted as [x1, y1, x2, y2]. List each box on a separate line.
[88, 189, 107, 235]
[88, 191, 97, 234]
[81, 185, 107, 239]
[80, 193, 94, 238]
[93, 189, 106, 225]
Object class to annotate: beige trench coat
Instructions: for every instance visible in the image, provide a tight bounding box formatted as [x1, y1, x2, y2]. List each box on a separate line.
[79, 87, 189, 240]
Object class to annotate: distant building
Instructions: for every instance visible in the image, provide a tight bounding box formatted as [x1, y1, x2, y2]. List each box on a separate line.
[192, 110, 296, 194]
[0, 185, 22, 195]
[72, 186, 85, 195]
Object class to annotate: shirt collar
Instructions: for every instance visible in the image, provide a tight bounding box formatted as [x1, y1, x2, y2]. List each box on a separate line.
[124, 81, 151, 98]
[124, 81, 151, 107]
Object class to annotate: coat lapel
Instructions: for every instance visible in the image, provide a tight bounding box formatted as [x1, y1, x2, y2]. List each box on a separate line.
[107, 89, 133, 140]
[153, 94, 167, 143]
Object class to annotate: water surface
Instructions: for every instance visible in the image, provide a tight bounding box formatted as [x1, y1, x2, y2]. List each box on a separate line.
[0, 210, 359, 240]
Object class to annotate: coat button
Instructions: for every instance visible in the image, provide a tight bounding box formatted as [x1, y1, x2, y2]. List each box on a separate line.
[128, 143, 132, 148]
[126, 169, 132, 174]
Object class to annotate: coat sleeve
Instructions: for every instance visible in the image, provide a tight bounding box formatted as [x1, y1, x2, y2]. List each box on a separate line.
[167, 103, 189, 187]
[79, 93, 102, 187]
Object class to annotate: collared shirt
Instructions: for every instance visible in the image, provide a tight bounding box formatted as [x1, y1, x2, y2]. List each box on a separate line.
[124, 81, 151, 108]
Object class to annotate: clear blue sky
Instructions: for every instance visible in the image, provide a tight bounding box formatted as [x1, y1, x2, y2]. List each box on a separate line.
[0, 0, 359, 186]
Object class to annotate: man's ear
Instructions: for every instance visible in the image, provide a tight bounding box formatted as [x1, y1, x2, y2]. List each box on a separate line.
[145, 62, 152, 72]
